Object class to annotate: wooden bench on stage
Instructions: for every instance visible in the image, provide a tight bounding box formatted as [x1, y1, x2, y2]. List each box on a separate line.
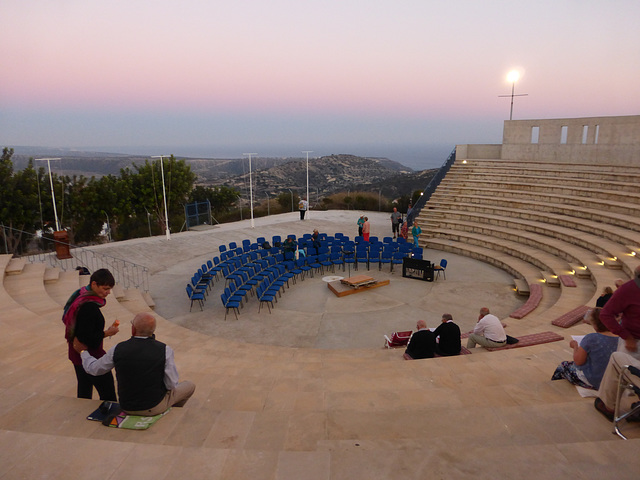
[328, 274, 390, 297]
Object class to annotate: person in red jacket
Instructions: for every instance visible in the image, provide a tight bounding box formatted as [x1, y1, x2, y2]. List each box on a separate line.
[600, 265, 640, 358]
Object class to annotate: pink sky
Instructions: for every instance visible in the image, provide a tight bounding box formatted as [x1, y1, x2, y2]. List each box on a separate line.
[1, 0, 639, 156]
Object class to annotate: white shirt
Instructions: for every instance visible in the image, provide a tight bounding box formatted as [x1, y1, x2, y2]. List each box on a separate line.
[81, 337, 180, 390]
[473, 314, 506, 343]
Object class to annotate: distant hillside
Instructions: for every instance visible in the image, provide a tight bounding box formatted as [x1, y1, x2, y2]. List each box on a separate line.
[8, 147, 436, 198]
[213, 154, 434, 199]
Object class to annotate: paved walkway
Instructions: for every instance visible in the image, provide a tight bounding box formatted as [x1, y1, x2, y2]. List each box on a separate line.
[90, 209, 525, 349]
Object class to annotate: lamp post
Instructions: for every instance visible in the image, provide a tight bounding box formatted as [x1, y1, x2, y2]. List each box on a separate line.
[243, 153, 257, 228]
[287, 189, 294, 212]
[302, 150, 312, 219]
[103, 211, 111, 242]
[35, 158, 62, 231]
[151, 155, 171, 240]
[499, 70, 528, 120]
[144, 207, 152, 237]
[507, 70, 518, 121]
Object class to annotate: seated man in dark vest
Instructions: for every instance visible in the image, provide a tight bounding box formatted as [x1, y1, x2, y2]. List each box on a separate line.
[434, 313, 462, 356]
[403, 319, 436, 360]
[74, 312, 195, 416]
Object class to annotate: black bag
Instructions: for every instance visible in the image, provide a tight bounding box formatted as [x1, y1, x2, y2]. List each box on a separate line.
[506, 335, 519, 344]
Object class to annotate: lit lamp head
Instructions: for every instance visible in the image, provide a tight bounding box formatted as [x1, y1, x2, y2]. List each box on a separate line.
[507, 70, 520, 84]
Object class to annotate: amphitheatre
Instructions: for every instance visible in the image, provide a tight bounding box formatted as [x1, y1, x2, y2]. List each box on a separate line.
[1, 115, 640, 479]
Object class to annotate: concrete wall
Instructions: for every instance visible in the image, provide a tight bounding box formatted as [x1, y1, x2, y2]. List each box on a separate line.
[499, 115, 640, 164]
[455, 144, 502, 160]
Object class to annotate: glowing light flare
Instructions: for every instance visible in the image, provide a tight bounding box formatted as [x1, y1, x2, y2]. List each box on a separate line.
[507, 70, 520, 83]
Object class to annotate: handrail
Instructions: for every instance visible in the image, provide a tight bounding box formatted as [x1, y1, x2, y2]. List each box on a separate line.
[409, 147, 456, 223]
[0, 225, 149, 292]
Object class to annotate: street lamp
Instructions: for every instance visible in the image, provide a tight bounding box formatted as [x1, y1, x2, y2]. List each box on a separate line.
[499, 70, 528, 120]
[144, 207, 152, 237]
[35, 158, 62, 231]
[151, 155, 171, 240]
[287, 189, 294, 212]
[507, 70, 518, 121]
[103, 211, 111, 242]
[302, 150, 312, 219]
[243, 153, 257, 228]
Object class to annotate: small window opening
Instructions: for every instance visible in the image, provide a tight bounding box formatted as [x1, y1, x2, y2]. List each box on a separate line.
[531, 126, 539, 144]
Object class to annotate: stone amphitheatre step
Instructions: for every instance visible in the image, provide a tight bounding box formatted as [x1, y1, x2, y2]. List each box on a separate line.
[428, 226, 576, 277]
[449, 161, 640, 181]
[422, 195, 640, 246]
[423, 237, 595, 320]
[454, 158, 640, 175]
[118, 288, 155, 315]
[2, 204, 640, 478]
[541, 270, 561, 287]
[597, 254, 623, 270]
[424, 213, 635, 287]
[3, 262, 64, 317]
[5, 257, 26, 275]
[446, 170, 640, 194]
[449, 178, 640, 205]
[432, 185, 640, 222]
[44, 270, 83, 306]
[43, 267, 60, 284]
[569, 263, 592, 279]
[422, 220, 638, 298]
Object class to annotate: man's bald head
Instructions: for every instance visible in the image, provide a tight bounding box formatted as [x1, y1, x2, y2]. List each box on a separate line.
[132, 312, 156, 337]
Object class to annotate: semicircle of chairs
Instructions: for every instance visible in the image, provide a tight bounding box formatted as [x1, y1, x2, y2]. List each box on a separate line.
[185, 233, 425, 319]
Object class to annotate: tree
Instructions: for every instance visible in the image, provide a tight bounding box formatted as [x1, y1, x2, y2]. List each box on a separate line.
[277, 191, 298, 212]
[189, 185, 239, 216]
[0, 150, 43, 253]
[130, 156, 196, 234]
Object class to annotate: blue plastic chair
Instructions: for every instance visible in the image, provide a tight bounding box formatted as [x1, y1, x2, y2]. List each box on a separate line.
[434, 259, 448, 280]
[186, 284, 205, 312]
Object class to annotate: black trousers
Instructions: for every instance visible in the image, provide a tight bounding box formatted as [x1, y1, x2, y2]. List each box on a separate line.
[300, 210, 306, 220]
[74, 364, 117, 401]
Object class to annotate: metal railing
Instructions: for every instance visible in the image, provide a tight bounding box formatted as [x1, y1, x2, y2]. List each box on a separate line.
[1, 226, 149, 292]
[409, 147, 456, 221]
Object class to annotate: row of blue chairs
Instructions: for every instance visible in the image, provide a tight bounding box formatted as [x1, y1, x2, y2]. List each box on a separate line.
[222, 252, 317, 319]
[188, 232, 425, 312]
[216, 233, 411, 259]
